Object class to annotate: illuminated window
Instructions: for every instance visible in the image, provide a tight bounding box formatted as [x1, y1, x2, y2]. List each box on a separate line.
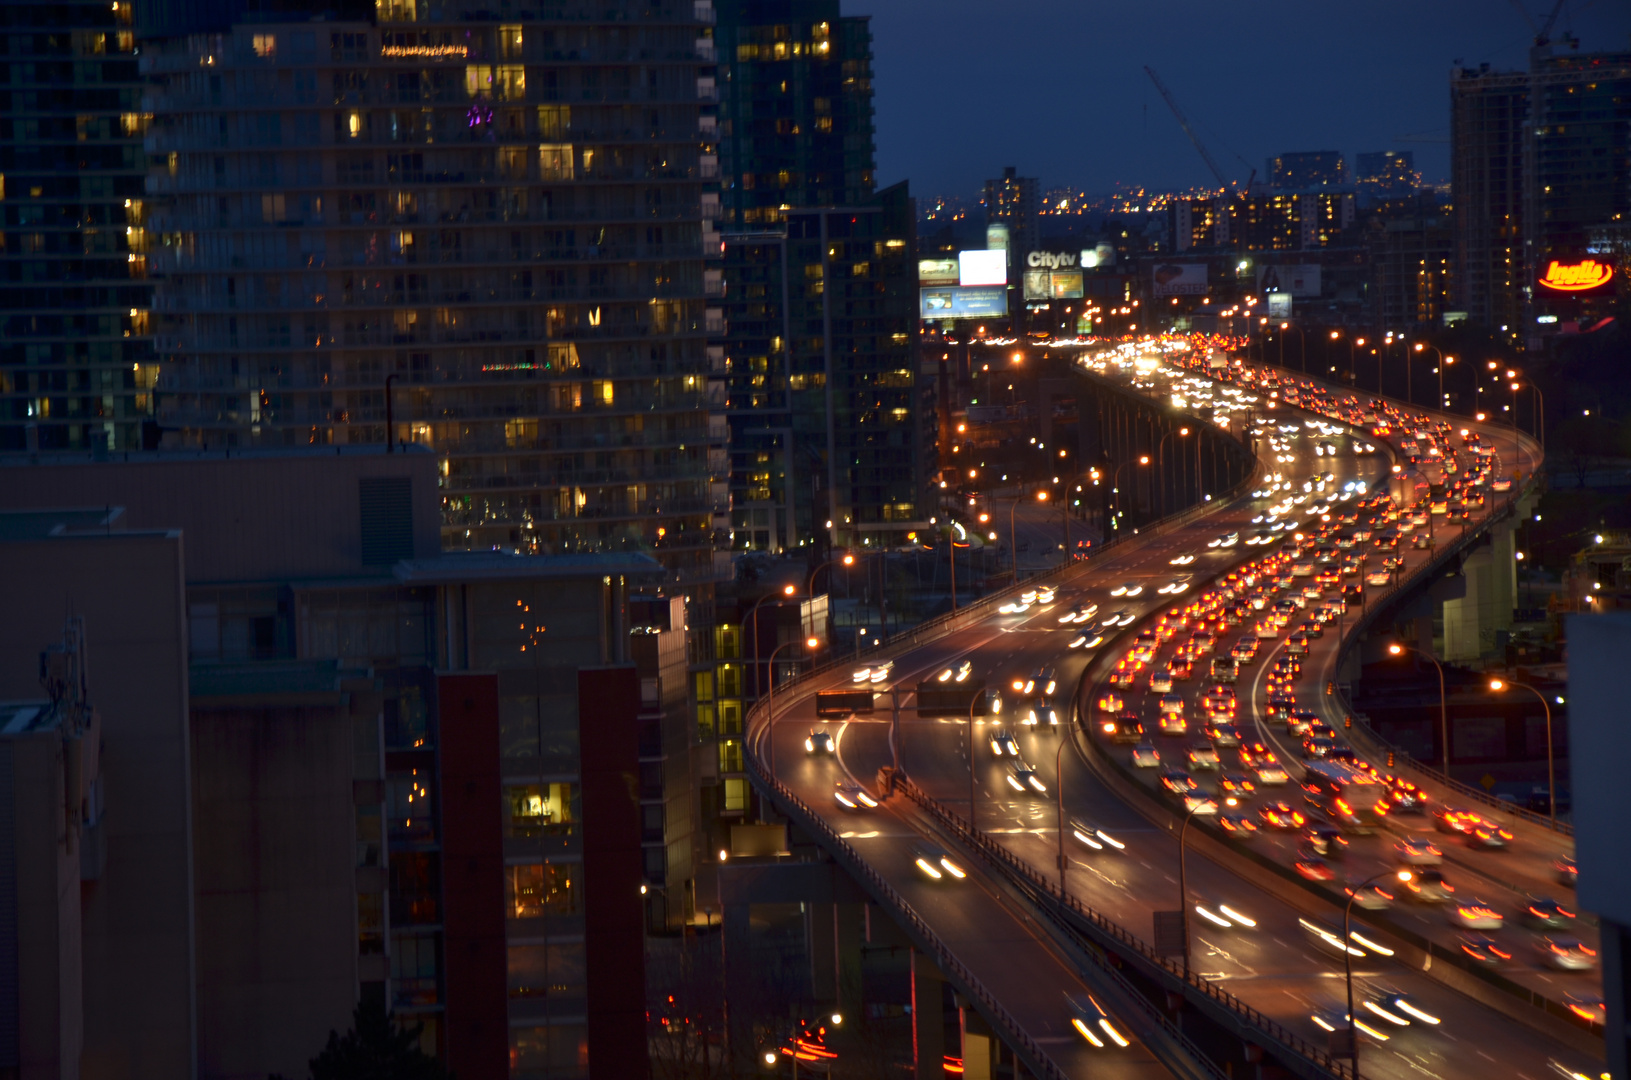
[592, 380, 614, 405]
[723, 777, 749, 812]
[498, 24, 523, 59]
[494, 65, 525, 99]
[506, 863, 577, 918]
[347, 111, 362, 137]
[252, 33, 276, 58]
[718, 739, 743, 773]
[538, 144, 574, 180]
[536, 105, 570, 139]
[503, 783, 574, 837]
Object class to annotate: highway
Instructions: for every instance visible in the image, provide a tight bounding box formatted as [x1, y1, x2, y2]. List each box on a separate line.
[748, 339, 1595, 1080]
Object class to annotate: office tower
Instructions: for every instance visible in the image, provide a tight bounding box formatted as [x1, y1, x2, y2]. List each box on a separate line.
[1267, 150, 1345, 190]
[0, 1, 155, 454]
[714, 1, 925, 553]
[1451, 63, 1529, 336]
[1167, 191, 1354, 252]
[139, 4, 729, 580]
[1450, 50, 1631, 342]
[1354, 150, 1419, 199]
[983, 165, 1040, 257]
[1367, 198, 1454, 327]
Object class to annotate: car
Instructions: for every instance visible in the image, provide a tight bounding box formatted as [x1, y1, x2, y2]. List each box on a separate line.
[1385, 780, 1428, 813]
[1299, 917, 1390, 960]
[1020, 702, 1059, 727]
[834, 782, 879, 810]
[1169, 552, 1197, 566]
[1236, 741, 1273, 768]
[1109, 581, 1144, 598]
[1433, 806, 1474, 835]
[1065, 993, 1130, 1049]
[1101, 715, 1145, 743]
[1365, 570, 1392, 587]
[1464, 817, 1513, 849]
[1192, 900, 1258, 930]
[1459, 933, 1513, 966]
[1037, 586, 1057, 604]
[1207, 531, 1240, 549]
[1218, 813, 1259, 836]
[1448, 901, 1504, 930]
[1294, 855, 1335, 881]
[936, 659, 973, 683]
[1217, 771, 1256, 795]
[1187, 742, 1222, 771]
[990, 731, 1020, 757]
[1006, 764, 1047, 794]
[852, 665, 874, 684]
[1302, 736, 1338, 759]
[1158, 692, 1186, 716]
[805, 730, 834, 755]
[1304, 825, 1348, 858]
[1556, 856, 1579, 887]
[1402, 868, 1455, 904]
[868, 662, 893, 684]
[1031, 667, 1058, 696]
[1131, 743, 1162, 768]
[1097, 692, 1124, 714]
[1346, 881, 1397, 910]
[1537, 935, 1598, 972]
[1157, 712, 1187, 736]
[1368, 990, 1441, 1027]
[1394, 836, 1442, 865]
[1563, 993, 1606, 1026]
[1205, 722, 1241, 747]
[1158, 768, 1200, 796]
[1258, 801, 1306, 829]
[1253, 760, 1290, 786]
[912, 844, 967, 882]
[1149, 671, 1174, 694]
[1058, 603, 1099, 624]
[1521, 897, 1577, 930]
[1068, 819, 1127, 852]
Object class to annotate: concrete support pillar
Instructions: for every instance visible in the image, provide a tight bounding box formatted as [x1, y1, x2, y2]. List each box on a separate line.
[808, 901, 837, 1002]
[723, 903, 754, 1068]
[835, 903, 865, 1024]
[911, 948, 944, 1080]
[958, 1000, 995, 1080]
[1602, 918, 1631, 1080]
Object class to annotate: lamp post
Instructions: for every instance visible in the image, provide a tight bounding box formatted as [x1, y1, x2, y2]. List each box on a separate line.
[765, 635, 821, 777]
[1111, 456, 1150, 530]
[747, 585, 799, 698]
[1343, 870, 1414, 1077]
[1279, 322, 1307, 373]
[1387, 642, 1449, 774]
[1439, 353, 1455, 412]
[1157, 427, 1191, 518]
[808, 552, 854, 597]
[1411, 343, 1450, 409]
[1490, 677, 1557, 825]
[1177, 795, 1235, 976]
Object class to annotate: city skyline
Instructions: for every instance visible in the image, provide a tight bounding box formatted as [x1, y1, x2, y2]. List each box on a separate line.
[867, 0, 1631, 197]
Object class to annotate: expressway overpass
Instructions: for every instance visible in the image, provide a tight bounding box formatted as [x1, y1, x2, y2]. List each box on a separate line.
[744, 341, 1592, 1080]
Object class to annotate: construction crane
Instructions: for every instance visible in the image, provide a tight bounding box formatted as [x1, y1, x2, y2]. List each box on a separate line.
[1508, 0, 1568, 48]
[1145, 66, 1231, 191]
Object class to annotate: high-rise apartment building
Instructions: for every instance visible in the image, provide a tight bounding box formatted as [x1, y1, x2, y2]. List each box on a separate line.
[1450, 49, 1631, 343]
[139, 3, 729, 580]
[983, 164, 1039, 257]
[713, 1, 925, 553]
[1354, 150, 1419, 199]
[1167, 190, 1355, 252]
[0, 0, 155, 454]
[1267, 150, 1345, 190]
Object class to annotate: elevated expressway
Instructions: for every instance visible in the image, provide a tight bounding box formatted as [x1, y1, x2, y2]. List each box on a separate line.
[746, 343, 1593, 1080]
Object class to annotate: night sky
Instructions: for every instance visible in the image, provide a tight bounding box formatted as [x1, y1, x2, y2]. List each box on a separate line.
[866, 0, 1631, 200]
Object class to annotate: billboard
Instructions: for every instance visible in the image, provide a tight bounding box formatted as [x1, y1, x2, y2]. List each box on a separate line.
[1152, 262, 1208, 296]
[985, 223, 1010, 251]
[1050, 270, 1083, 299]
[920, 286, 1007, 320]
[1538, 257, 1614, 295]
[918, 257, 959, 285]
[1022, 270, 1052, 300]
[1267, 292, 1292, 318]
[959, 249, 1008, 287]
[1256, 264, 1321, 298]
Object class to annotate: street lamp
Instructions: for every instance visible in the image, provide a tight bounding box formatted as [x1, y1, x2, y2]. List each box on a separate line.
[1387, 643, 1449, 774]
[1111, 456, 1149, 529]
[808, 552, 854, 596]
[1157, 427, 1193, 518]
[1411, 342, 1450, 409]
[1279, 322, 1306, 373]
[747, 584, 799, 698]
[1343, 870, 1414, 1077]
[1489, 677, 1558, 825]
[1178, 795, 1236, 976]
[765, 635, 823, 776]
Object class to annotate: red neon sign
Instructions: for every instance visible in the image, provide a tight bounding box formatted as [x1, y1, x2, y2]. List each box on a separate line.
[1539, 259, 1613, 291]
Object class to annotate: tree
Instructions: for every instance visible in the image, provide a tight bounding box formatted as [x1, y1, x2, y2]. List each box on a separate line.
[270, 998, 451, 1080]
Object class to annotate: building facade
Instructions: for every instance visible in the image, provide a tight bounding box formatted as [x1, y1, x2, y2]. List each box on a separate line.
[983, 165, 1039, 258]
[1267, 150, 1344, 189]
[0, 0, 156, 454]
[138, 4, 730, 579]
[1354, 150, 1419, 200]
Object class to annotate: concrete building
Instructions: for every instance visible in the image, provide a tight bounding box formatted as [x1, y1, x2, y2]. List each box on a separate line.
[983, 166, 1039, 260]
[0, 446, 688, 1078]
[1366, 196, 1454, 328]
[1353, 150, 1419, 200]
[1267, 150, 1345, 190]
[136, 3, 730, 578]
[0, 0, 156, 454]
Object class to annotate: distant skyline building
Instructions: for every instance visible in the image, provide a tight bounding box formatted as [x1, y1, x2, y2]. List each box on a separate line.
[0, 0, 155, 454]
[983, 165, 1041, 257]
[1267, 150, 1345, 190]
[137, 4, 729, 579]
[1168, 190, 1355, 252]
[1354, 150, 1419, 199]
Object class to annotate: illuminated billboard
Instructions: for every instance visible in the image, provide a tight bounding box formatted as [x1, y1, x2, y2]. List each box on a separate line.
[918, 257, 959, 285]
[1022, 270, 1051, 300]
[959, 249, 1008, 287]
[1267, 293, 1292, 318]
[1256, 264, 1321, 298]
[1050, 270, 1083, 299]
[1538, 258, 1614, 294]
[920, 286, 1008, 320]
[1152, 262, 1208, 296]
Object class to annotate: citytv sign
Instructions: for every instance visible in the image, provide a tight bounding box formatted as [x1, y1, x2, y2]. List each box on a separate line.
[1027, 251, 1077, 269]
